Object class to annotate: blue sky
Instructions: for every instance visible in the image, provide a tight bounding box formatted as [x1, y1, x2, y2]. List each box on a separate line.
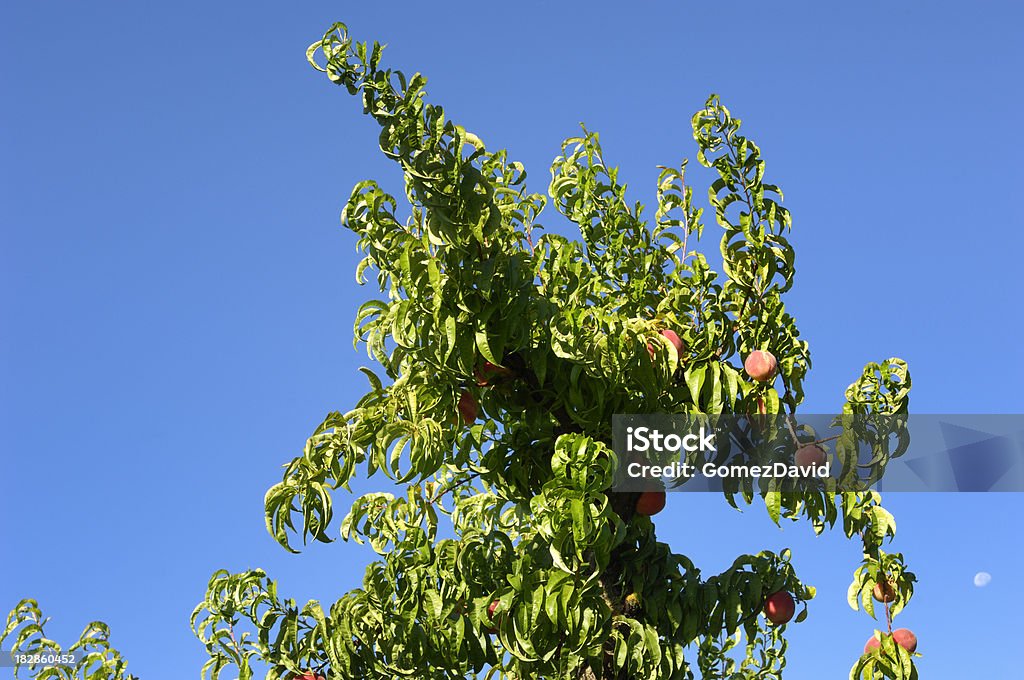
[2, 2, 1022, 678]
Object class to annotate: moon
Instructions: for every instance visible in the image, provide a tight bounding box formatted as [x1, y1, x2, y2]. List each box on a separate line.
[973, 572, 992, 587]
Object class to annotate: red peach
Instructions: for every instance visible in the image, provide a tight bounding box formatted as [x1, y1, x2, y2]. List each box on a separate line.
[474, 361, 510, 386]
[660, 329, 684, 354]
[893, 628, 917, 653]
[872, 581, 896, 603]
[647, 329, 685, 360]
[458, 391, 478, 423]
[485, 599, 502, 633]
[744, 350, 778, 382]
[864, 635, 881, 654]
[763, 591, 795, 625]
[635, 490, 666, 516]
[794, 444, 826, 468]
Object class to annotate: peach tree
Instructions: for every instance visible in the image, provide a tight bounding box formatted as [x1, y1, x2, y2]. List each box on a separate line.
[4, 22, 919, 680]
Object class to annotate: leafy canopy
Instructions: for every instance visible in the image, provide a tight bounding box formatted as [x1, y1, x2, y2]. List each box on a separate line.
[4, 21, 917, 680]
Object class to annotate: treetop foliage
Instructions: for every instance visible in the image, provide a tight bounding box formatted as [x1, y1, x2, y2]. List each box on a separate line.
[4, 21, 917, 680]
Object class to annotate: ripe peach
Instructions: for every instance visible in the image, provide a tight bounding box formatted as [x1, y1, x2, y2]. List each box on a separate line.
[635, 490, 666, 516]
[864, 635, 881, 654]
[872, 580, 896, 603]
[893, 628, 917, 653]
[794, 444, 826, 468]
[647, 329, 685, 359]
[661, 329, 684, 354]
[485, 599, 502, 633]
[474, 361, 510, 386]
[763, 591, 795, 625]
[744, 350, 777, 382]
[457, 391, 478, 423]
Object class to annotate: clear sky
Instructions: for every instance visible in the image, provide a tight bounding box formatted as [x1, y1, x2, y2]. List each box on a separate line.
[2, 2, 1022, 679]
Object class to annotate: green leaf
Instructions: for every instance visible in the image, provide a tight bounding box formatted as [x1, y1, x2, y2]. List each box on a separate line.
[475, 327, 498, 365]
[685, 366, 707, 405]
[765, 491, 782, 525]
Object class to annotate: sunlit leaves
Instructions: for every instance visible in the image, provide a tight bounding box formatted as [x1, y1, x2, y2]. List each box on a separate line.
[851, 631, 920, 680]
[848, 552, 917, 620]
[844, 359, 913, 416]
[1, 600, 136, 680]
[693, 95, 810, 416]
[264, 25, 921, 679]
[4, 22, 921, 680]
